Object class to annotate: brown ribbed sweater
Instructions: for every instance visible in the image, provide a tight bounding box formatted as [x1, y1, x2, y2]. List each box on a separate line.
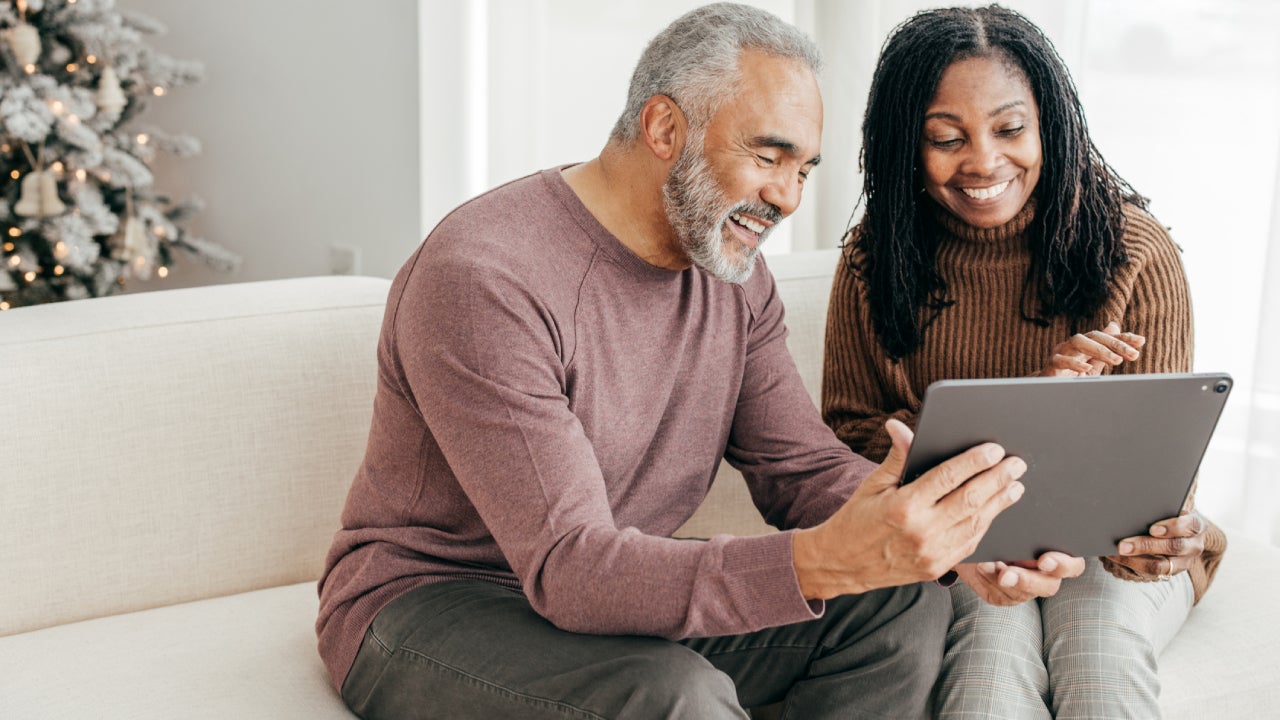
[822, 200, 1225, 602]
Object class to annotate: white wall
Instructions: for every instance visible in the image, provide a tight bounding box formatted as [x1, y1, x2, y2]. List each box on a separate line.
[123, 0, 421, 288]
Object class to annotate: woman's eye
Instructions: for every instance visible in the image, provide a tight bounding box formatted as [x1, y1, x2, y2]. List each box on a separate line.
[929, 138, 962, 149]
[998, 126, 1025, 137]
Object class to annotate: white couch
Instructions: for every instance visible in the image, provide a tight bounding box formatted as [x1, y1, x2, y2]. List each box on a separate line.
[2, 251, 1277, 719]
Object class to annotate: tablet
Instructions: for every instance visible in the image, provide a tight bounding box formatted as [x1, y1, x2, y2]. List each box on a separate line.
[901, 372, 1232, 563]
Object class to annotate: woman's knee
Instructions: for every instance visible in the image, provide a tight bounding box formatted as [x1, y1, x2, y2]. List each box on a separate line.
[948, 582, 1042, 647]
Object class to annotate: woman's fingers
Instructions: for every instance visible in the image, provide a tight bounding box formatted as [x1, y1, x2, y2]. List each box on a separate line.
[1111, 511, 1206, 579]
[1150, 509, 1205, 539]
[1107, 552, 1191, 578]
[976, 561, 1065, 602]
[1039, 323, 1147, 377]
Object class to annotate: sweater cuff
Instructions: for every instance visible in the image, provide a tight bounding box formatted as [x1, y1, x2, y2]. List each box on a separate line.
[1098, 521, 1229, 605]
[722, 531, 824, 626]
[1190, 522, 1229, 604]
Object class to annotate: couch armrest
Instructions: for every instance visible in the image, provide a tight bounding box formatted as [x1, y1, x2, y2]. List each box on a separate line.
[0, 276, 390, 637]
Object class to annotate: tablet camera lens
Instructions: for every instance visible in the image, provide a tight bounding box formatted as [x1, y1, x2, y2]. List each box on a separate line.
[1215, 381, 1229, 394]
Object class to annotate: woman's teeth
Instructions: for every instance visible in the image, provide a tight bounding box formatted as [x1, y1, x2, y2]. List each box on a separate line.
[961, 180, 1010, 200]
[731, 212, 766, 233]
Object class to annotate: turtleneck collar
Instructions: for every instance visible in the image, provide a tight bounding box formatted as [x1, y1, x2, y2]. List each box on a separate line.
[931, 196, 1037, 246]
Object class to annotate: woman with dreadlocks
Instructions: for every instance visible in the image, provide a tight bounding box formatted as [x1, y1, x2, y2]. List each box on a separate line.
[822, 5, 1226, 718]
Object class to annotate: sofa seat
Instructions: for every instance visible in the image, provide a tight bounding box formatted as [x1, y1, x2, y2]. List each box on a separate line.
[1156, 534, 1280, 715]
[0, 583, 354, 719]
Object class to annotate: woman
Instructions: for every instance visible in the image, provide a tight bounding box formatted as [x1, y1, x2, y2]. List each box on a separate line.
[822, 5, 1227, 718]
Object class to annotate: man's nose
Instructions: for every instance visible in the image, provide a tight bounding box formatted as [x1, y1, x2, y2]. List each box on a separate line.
[761, 175, 803, 218]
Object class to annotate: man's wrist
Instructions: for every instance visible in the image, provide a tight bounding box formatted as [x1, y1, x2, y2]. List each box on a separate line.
[792, 527, 834, 600]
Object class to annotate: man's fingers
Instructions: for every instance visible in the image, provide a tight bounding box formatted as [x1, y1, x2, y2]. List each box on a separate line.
[884, 418, 913, 461]
[909, 442, 1013, 504]
[938, 455, 1026, 518]
[934, 458, 1026, 564]
[860, 418, 914, 493]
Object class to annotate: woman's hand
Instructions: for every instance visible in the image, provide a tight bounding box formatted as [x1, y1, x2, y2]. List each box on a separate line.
[955, 552, 1085, 606]
[1039, 321, 1145, 377]
[1107, 509, 1206, 579]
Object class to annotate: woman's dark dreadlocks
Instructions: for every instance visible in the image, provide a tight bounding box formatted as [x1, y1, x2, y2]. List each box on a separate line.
[851, 4, 1144, 360]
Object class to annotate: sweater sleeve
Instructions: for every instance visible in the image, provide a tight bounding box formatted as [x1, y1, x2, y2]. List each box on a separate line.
[1098, 207, 1227, 602]
[395, 255, 823, 640]
[821, 241, 918, 463]
[723, 261, 878, 531]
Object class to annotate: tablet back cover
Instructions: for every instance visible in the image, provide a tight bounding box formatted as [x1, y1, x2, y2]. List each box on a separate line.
[901, 373, 1231, 563]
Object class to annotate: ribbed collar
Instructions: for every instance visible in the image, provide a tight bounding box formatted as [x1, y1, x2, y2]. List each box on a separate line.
[931, 197, 1037, 247]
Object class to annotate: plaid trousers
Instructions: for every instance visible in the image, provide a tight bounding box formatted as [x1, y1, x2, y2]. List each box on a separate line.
[936, 557, 1194, 719]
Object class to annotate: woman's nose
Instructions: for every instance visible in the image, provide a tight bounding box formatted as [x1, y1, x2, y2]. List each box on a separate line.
[960, 136, 1004, 176]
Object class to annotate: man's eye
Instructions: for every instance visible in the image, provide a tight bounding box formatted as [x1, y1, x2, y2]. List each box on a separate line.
[756, 154, 777, 166]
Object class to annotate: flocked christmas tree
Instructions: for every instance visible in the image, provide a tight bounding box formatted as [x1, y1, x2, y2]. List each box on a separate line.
[0, 0, 236, 310]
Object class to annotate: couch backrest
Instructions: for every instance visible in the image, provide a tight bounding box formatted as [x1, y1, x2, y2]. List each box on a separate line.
[0, 251, 843, 637]
[0, 276, 390, 637]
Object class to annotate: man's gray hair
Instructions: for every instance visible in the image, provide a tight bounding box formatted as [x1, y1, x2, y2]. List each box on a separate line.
[610, 3, 821, 142]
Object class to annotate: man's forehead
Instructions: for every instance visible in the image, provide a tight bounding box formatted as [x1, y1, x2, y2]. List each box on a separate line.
[717, 51, 823, 156]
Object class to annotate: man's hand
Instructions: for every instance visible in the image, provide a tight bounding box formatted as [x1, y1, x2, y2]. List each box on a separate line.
[792, 419, 1027, 600]
[955, 553, 1086, 606]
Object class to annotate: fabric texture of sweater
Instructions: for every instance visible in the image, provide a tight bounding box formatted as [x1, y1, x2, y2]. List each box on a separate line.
[316, 167, 877, 691]
[822, 199, 1226, 603]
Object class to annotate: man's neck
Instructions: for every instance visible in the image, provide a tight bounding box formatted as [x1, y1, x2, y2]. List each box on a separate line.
[561, 149, 690, 271]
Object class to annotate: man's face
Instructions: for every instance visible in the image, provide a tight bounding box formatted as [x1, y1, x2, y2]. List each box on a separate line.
[663, 50, 823, 284]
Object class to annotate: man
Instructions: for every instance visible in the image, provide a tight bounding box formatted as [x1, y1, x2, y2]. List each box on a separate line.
[317, 4, 1064, 718]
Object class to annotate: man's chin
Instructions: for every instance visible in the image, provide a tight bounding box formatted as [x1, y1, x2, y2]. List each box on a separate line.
[697, 248, 757, 285]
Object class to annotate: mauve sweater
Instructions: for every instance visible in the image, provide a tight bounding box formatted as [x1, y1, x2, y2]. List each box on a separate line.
[316, 167, 876, 691]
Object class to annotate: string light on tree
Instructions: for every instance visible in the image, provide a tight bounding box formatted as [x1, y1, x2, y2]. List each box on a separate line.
[0, 0, 238, 308]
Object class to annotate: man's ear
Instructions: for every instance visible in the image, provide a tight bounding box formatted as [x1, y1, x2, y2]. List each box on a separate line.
[639, 94, 686, 163]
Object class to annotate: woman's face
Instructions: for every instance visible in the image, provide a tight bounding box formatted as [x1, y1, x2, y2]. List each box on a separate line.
[920, 55, 1042, 229]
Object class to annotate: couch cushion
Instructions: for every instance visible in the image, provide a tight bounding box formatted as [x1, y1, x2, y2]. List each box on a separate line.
[0, 277, 390, 637]
[0, 582, 355, 720]
[1158, 531, 1280, 718]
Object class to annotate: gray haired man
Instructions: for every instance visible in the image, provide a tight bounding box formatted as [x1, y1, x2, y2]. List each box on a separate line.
[317, 4, 1029, 718]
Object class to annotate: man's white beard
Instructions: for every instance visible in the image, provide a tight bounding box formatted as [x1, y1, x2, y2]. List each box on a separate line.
[662, 132, 776, 285]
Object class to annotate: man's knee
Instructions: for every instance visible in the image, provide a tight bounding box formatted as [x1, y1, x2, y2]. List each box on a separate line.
[890, 581, 951, 669]
[876, 580, 952, 640]
[613, 645, 747, 720]
[824, 582, 951, 670]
